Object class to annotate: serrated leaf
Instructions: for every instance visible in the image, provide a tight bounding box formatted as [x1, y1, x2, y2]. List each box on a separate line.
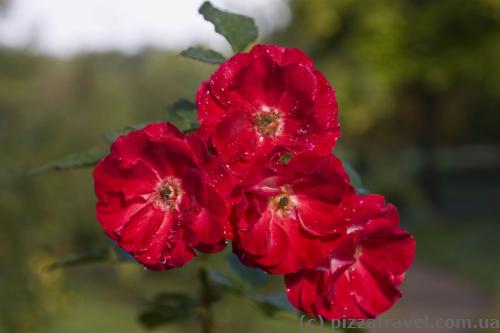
[166, 98, 200, 132]
[341, 160, 368, 194]
[181, 47, 226, 64]
[138, 293, 196, 329]
[250, 293, 296, 317]
[31, 147, 107, 174]
[44, 248, 111, 271]
[199, 1, 258, 52]
[227, 254, 268, 287]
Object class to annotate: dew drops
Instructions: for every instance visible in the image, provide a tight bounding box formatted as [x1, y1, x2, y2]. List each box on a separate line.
[346, 224, 362, 234]
[297, 128, 306, 135]
[241, 151, 251, 161]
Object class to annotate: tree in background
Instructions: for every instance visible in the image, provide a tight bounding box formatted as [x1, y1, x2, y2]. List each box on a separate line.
[278, 0, 500, 145]
[275, 0, 500, 212]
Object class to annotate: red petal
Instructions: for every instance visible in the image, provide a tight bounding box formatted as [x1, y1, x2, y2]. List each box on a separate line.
[196, 81, 225, 123]
[237, 210, 273, 256]
[360, 228, 416, 277]
[96, 194, 147, 239]
[295, 194, 345, 236]
[250, 219, 290, 271]
[189, 208, 226, 251]
[351, 260, 402, 317]
[230, 49, 283, 107]
[285, 270, 322, 315]
[187, 133, 236, 198]
[94, 157, 159, 201]
[326, 272, 368, 319]
[119, 205, 169, 253]
[282, 47, 314, 67]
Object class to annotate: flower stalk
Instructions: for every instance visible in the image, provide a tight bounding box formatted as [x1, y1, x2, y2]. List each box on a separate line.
[198, 267, 214, 333]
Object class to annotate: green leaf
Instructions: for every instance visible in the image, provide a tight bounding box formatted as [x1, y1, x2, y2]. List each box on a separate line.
[250, 293, 296, 317]
[199, 1, 258, 52]
[102, 131, 121, 143]
[227, 254, 268, 287]
[138, 293, 196, 329]
[31, 147, 107, 174]
[123, 122, 150, 131]
[44, 248, 111, 271]
[112, 247, 135, 262]
[166, 98, 200, 132]
[279, 153, 293, 165]
[168, 98, 196, 113]
[44, 243, 137, 271]
[102, 122, 151, 143]
[341, 160, 368, 194]
[181, 46, 226, 64]
[105, 239, 136, 262]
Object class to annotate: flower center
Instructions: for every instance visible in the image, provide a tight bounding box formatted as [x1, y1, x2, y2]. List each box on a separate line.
[254, 107, 282, 137]
[272, 186, 294, 217]
[278, 196, 289, 208]
[161, 186, 173, 199]
[154, 177, 183, 211]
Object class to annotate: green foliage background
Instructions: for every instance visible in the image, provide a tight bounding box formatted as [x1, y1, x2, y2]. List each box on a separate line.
[1, 0, 500, 332]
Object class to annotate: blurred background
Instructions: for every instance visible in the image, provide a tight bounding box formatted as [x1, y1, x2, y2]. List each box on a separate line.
[1, 0, 499, 332]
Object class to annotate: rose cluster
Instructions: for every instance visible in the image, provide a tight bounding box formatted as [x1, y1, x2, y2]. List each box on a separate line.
[93, 45, 415, 319]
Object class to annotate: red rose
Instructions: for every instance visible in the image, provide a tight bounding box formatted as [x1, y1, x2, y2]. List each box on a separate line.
[231, 152, 354, 274]
[285, 195, 416, 319]
[93, 122, 231, 270]
[196, 44, 340, 176]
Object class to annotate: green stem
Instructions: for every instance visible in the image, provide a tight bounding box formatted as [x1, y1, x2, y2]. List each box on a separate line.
[198, 267, 214, 333]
